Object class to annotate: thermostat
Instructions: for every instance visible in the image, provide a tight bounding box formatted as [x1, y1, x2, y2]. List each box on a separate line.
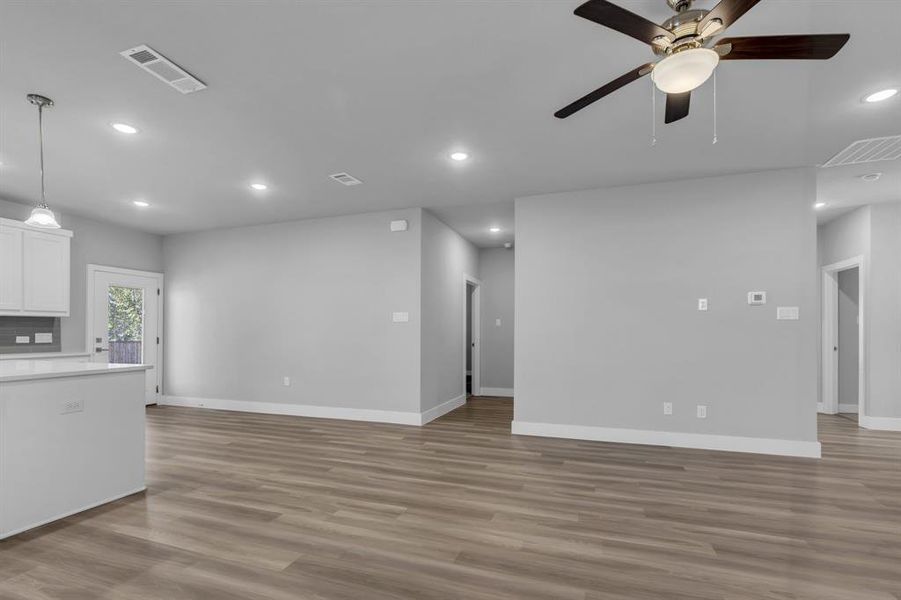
[748, 291, 766, 305]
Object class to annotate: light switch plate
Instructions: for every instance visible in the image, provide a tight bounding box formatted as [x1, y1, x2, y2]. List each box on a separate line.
[283, 377, 291, 387]
[663, 402, 673, 415]
[697, 298, 708, 311]
[389, 219, 408, 232]
[697, 405, 707, 419]
[15, 335, 30, 344]
[392, 312, 409, 323]
[776, 306, 800, 320]
[495, 318, 502, 327]
[35, 332, 53, 344]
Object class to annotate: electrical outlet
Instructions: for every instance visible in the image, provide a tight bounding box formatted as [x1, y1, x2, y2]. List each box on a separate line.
[663, 402, 673, 415]
[61, 398, 84, 414]
[696, 405, 707, 419]
[15, 335, 30, 344]
[283, 377, 291, 387]
[697, 298, 708, 311]
[496, 318, 502, 327]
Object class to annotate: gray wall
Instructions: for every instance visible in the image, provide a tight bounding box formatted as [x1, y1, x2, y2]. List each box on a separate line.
[837, 268, 859, 408]
[515, 168, 818, 442]
[867, 203, 901, 419]
[479, 247, 514, 391]
[817, 204, 901, 420]
[163, 208, 423, 413]
[420, 210, 478, 411]
[0, 199, 164, 353]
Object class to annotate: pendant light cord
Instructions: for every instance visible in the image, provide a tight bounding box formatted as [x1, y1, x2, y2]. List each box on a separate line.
[37, 101, 48, 208]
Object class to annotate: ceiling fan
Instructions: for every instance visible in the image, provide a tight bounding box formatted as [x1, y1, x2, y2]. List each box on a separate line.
[555, 0, 850, 124]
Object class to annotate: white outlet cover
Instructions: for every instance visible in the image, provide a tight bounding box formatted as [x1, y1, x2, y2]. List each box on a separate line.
[389, 219, 409, 232]
[35, 332, 53, 344]
[697, 298, 708, 311]
[15, 335, 30, 344]
[392, 312, 410, 323]
[495, 318, 502, 326]
[283, 377, 291, 387]
[663, 402, 673, 415]
[747, 291, 767, 305]
[697, 405, 707, 419]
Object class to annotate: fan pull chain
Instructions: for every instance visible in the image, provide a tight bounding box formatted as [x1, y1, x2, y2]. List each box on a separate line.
[651, 78, 657, 147]
[712, 70, 718, 145]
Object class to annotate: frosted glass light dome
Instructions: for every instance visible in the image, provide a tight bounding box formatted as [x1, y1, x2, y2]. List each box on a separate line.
[25, 206, 60, 229]
[651, 48, 720, 94]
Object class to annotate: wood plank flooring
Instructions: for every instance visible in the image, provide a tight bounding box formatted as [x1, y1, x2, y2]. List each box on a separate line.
[2, 398, 900, 599]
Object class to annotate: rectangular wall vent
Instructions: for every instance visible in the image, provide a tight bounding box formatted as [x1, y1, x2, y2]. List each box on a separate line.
[329, 172, 362, 186]
[821, 135, 901, 168]
[120, 44, 206, 95]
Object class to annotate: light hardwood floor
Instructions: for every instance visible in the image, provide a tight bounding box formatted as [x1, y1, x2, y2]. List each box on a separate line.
[1, 398, 900, 599]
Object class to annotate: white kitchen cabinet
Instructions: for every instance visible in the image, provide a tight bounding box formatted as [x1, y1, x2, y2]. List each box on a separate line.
[0, 218, 73, 317]
[0, 225, 23, 311]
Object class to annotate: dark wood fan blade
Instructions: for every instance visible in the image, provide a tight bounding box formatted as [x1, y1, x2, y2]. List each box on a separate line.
[717, 34, 850, 60]
[574, 0, 672, 45]
[664, 92, 690, 124]
[699, 0, 762, 32]
[555, 63, 654, 119]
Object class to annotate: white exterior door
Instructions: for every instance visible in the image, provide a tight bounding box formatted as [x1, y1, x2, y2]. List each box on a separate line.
[88, 266, 163, 405]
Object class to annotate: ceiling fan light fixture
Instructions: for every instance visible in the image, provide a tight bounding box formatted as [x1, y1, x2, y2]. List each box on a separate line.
[651, 48, 719, 94]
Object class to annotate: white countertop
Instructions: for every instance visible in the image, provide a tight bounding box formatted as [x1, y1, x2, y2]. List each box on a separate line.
[0, 352, 92, 360]
[0, 360, 153, 383]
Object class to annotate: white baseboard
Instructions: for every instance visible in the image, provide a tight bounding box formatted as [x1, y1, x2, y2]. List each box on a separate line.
[479, 387, 514, 397]
[859, 415, 901, 431]
[0, 486, 146, 541]
[161, 395, 423, 426]
[420, 394, 466, 425]
[838, 403, 859, 414]
[511, 421, 821, 458]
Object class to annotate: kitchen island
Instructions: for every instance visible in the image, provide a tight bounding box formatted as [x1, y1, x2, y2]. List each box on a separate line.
[0, 360, 151, 540]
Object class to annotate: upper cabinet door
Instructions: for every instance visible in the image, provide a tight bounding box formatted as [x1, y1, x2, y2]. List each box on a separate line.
[0, 225, 24, 311]
[23, 230, 70, 315]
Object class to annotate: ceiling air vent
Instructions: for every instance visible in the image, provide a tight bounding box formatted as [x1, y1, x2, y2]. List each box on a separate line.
[330, 172, 362, 186]
[120, 44, 206, 95]
[821, 135, 901, 168]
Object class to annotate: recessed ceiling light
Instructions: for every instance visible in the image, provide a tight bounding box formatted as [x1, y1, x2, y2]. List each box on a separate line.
[814, 202, 826, 209]
[133, 200, 149, 207]
[250, 183, 268, 191]
[111, 123, 139, 134]
[489, 226, 501, 233]
[863, 88, 898, 103]
[860, 172, 882, 182]
[450, 152, 469, 161]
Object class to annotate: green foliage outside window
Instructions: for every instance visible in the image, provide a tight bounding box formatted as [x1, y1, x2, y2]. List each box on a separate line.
[108, 286, 144, 342]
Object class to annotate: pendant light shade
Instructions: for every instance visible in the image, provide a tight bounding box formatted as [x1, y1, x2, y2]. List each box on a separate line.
[24, 94, 61, 229]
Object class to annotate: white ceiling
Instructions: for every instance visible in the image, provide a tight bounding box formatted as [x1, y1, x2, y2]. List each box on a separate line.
[0, 0, 898, 244]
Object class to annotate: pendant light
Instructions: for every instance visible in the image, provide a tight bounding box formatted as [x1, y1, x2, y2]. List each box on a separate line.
[24, 93, 61, 229]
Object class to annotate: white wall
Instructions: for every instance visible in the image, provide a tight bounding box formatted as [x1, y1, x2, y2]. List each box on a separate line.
[0, 199, 164, 353]
[163, 209, 424, 418]
[514, 169, 819, 456]
[420, 210, 478, 411]
[479, 247, 514, 393]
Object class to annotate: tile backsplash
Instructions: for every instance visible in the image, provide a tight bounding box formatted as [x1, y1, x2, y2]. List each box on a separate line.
[0, 317, 62, 354]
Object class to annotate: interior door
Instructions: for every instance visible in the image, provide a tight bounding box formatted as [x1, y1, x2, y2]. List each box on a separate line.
[90, 268, 161, 405]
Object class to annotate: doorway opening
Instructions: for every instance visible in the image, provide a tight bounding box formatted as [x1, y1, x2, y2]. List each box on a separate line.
[86, 265, 163, 406]
[821, 257, 865, 424]
[464, 275, 481, 398]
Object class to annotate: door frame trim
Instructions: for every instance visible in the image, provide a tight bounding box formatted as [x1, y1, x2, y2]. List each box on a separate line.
[85, 264, 164, 403]
[820, 256, 865, 421]
[464, 274, 482, 397]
